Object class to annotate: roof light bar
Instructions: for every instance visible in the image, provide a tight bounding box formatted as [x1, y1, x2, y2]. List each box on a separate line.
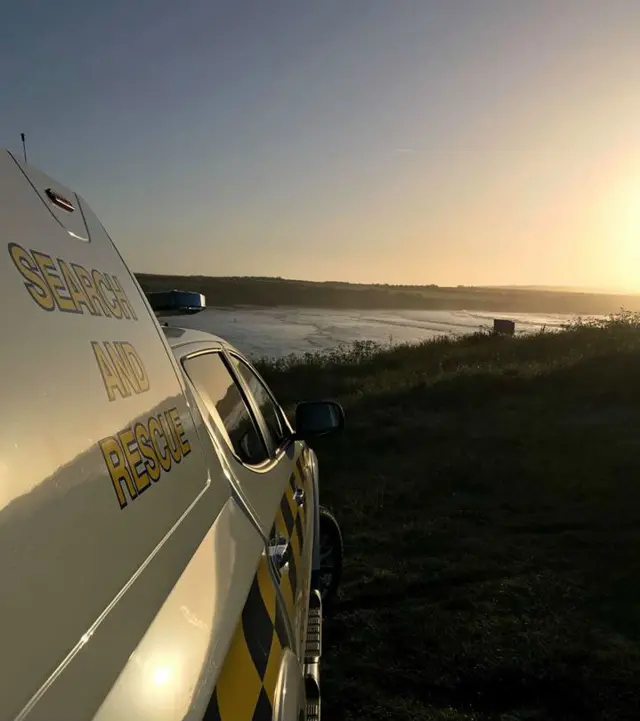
[146, 289, 206, 316]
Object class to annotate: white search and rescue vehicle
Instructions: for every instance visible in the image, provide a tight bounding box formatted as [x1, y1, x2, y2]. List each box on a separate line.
[0, 149, 344, 721]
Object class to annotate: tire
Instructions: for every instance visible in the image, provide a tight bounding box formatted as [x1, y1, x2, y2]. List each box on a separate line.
[316, 506, 343, 607]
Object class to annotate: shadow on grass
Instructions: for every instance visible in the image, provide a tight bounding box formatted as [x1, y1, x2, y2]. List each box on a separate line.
[306, 346, 640, 721]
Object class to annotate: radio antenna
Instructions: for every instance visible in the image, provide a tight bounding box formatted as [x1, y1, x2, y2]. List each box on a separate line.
[20, 133, 27, 164]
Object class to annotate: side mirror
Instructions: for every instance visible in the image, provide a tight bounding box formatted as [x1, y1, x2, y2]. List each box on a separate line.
[294, 401, 345, 441]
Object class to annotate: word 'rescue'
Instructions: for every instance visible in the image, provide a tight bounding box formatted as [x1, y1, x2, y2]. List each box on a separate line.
[99, 406, 192, 508]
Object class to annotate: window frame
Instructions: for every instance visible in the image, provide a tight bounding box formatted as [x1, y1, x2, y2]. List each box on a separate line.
[181, 348, 274, 471]
[223, 349, 294, 458]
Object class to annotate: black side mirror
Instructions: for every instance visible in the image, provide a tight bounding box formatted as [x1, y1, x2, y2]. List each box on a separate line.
[294, 401, 345, 441]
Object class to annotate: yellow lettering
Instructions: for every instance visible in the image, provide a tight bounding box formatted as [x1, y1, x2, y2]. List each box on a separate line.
[100, 436, 137, 508]
[10, 245, 141, 323]
[100, 408, 195, 507]
[162, 412, 182, 463]
[109, 274, 138, 321]
[149, 416, 171, 471]
[119, 428, 150, 494]
[59, 260, 97, 316]
[104, 341, 139, 396]
[92, 340, 149, 401]
[32, 251, 77, 313]
[72, 264, 111, 317]
[92, 341, 128, 402]
[135, 422, 161, 482]
[8, 243, 55, 311]
[93, 271, 122, 319]
[169, 407, 191, 457]
[120, 342, 150, 393]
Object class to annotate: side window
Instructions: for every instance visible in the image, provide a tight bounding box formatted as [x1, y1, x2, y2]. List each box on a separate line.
[182, 352, 269, 466]
[229, 355, 288, 449]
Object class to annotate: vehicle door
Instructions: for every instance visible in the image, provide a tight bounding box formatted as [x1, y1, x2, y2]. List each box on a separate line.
[224, 349, 316, 657]
[179, 345, 314, 656]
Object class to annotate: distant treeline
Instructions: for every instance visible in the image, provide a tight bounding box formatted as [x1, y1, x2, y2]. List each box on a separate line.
[135, 273, 640, 315]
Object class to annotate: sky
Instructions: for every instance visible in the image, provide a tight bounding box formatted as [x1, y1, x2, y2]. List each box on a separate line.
[2, 1, 639, 290]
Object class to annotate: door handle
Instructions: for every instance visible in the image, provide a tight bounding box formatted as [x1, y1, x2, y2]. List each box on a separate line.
[268, 535, 290, 570]
[293, 487, 305, 506]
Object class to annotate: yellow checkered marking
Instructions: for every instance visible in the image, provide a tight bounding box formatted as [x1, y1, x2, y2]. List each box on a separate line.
[207, 556, 289, 721]
[272, 460, 308, 617]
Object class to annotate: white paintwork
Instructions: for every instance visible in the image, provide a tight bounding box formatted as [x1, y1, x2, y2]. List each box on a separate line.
[91, 498, 264, 721]
[274, 650, 307, 721]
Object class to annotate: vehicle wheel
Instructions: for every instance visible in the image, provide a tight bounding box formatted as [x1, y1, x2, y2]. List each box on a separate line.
[317, 506, 343, 607]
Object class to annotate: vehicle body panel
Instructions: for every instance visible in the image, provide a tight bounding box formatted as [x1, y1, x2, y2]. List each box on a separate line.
[90, 497, 269, 721]
[205, 554, 294, 721]
[25, 497, 258, 721]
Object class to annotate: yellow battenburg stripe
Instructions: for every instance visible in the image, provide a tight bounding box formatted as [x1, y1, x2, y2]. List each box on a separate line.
[214, 625, 263, 720]
[207, 450, 313, 720]
[262, 633, 283, 707]
[284, 485, 298, 525]
[290, 522, 301, 570]
[279, 566, 295, 619]
[256, 556, 276, 624]
[207, 556, 289, 721]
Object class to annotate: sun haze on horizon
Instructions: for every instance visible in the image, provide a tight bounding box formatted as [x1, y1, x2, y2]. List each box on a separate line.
[2, 1, 639, 292]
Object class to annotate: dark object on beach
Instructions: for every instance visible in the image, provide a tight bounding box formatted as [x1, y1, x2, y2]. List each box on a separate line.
[494, 318, 515, 336]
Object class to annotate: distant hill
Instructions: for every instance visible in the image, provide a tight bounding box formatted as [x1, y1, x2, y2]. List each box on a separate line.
[484, 284, 630, 294]
[135, 273, 640, 315]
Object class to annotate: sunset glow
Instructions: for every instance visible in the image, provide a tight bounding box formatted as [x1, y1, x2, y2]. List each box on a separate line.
[3, 1, 640, 291]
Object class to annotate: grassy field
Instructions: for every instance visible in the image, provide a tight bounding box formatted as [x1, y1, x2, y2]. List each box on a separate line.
[257, 313, 640, 721]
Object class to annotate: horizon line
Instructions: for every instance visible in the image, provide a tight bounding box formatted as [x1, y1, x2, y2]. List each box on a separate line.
[134, 272, 640, 297]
